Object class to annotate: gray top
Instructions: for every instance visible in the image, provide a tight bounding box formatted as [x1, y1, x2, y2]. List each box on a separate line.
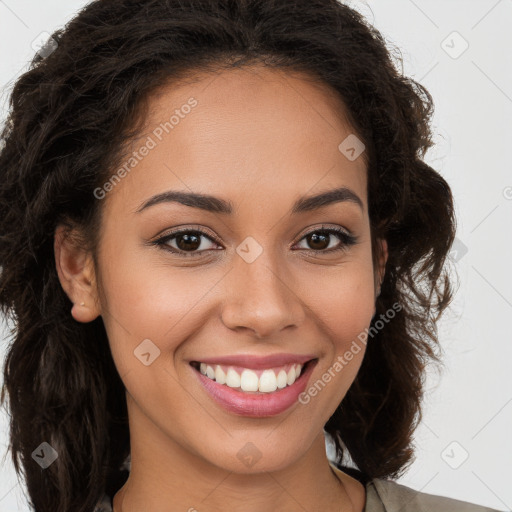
[365, 478, 503, 511]
[94, 478, 503, 511]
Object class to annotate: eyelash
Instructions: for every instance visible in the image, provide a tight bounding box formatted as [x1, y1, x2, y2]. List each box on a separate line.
[150, 225, 358, 258]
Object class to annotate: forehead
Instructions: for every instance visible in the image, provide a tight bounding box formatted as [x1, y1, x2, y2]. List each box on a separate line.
[103, 65, 368, 218]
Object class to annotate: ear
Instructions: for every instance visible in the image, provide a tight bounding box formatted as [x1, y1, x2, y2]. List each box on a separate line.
[54, 224, 101, 323]
[375, 237, 388, 297]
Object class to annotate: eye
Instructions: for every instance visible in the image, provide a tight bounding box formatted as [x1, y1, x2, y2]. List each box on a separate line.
[151, 227, 221, 257]
[293, 226, 358, 254]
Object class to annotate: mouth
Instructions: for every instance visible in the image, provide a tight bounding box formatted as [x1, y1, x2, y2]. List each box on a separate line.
[190, 359, 317, 394]
[189, 357, 318, 417]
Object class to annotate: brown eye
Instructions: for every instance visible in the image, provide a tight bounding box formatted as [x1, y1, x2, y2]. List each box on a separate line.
[153, 229, 220, 257]
[306, 232, 331, 250]
[174, 232, 202, 251]
[294, 227, 358, 253]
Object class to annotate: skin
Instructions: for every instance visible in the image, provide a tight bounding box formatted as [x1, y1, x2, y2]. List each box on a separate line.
[55, 64, 388, 512]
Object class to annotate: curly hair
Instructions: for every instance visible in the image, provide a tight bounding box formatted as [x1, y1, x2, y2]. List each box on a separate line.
[0, 0, 456, 510]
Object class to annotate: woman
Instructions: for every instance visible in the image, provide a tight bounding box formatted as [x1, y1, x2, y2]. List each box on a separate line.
[0, 1, 502, 511]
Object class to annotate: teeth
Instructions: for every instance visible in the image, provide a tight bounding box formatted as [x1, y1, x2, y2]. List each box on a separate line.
[259, 369, 277, 393]
[286, 367, 296, 386]
[240, 369, 259, 392]
[225, 367, 241, 388]
[198, 362, 305, 393]
[214, 365, 226, 385]
[276, 369, 288, 389]
[206, 365, 215, 379]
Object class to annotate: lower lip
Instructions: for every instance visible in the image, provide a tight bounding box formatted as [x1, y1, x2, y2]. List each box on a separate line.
[192, 361, 317, 417]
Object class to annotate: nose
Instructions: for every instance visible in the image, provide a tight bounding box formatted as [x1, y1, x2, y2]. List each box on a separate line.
[220, 252, 305, 339]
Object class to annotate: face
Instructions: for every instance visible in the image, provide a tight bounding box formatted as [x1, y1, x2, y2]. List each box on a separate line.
[58, 65, 387, 475]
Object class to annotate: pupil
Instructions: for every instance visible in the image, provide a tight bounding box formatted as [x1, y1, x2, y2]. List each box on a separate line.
[309, 233, 328, 250]
[177, 233, 200, 251]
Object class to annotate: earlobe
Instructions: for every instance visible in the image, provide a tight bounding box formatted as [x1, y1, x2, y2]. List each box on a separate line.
[70, 299, 99, 323]
[54, 224, 101, 323]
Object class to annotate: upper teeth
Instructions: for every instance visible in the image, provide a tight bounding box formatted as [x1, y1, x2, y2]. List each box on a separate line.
[199, 363, 303, 393]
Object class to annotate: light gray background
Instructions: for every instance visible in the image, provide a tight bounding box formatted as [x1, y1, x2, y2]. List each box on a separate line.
[0, 1, 511, 510]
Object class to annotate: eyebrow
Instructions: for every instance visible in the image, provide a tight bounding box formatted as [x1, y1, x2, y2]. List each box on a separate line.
[135, 186, 364, 214]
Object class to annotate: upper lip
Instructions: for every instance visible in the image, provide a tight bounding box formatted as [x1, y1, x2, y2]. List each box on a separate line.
[191, 353, 317, 370]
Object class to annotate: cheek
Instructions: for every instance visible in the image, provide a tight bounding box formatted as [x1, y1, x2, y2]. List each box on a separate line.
[308, 261, 376, 351]
[298, 259, 376, 410]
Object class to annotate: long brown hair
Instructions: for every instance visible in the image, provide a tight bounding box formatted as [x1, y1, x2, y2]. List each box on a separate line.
[0, 0, 456, 510]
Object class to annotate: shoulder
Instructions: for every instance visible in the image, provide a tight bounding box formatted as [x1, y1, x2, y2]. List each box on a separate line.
[367, 478, 504, 512]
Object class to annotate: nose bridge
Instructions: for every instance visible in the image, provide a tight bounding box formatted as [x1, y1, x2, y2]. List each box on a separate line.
[220, 242, 303, 337]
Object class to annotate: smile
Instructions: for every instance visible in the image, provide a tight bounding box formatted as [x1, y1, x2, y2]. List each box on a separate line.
[190, 357, 318, 417]
[194, 361, 303, 393]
